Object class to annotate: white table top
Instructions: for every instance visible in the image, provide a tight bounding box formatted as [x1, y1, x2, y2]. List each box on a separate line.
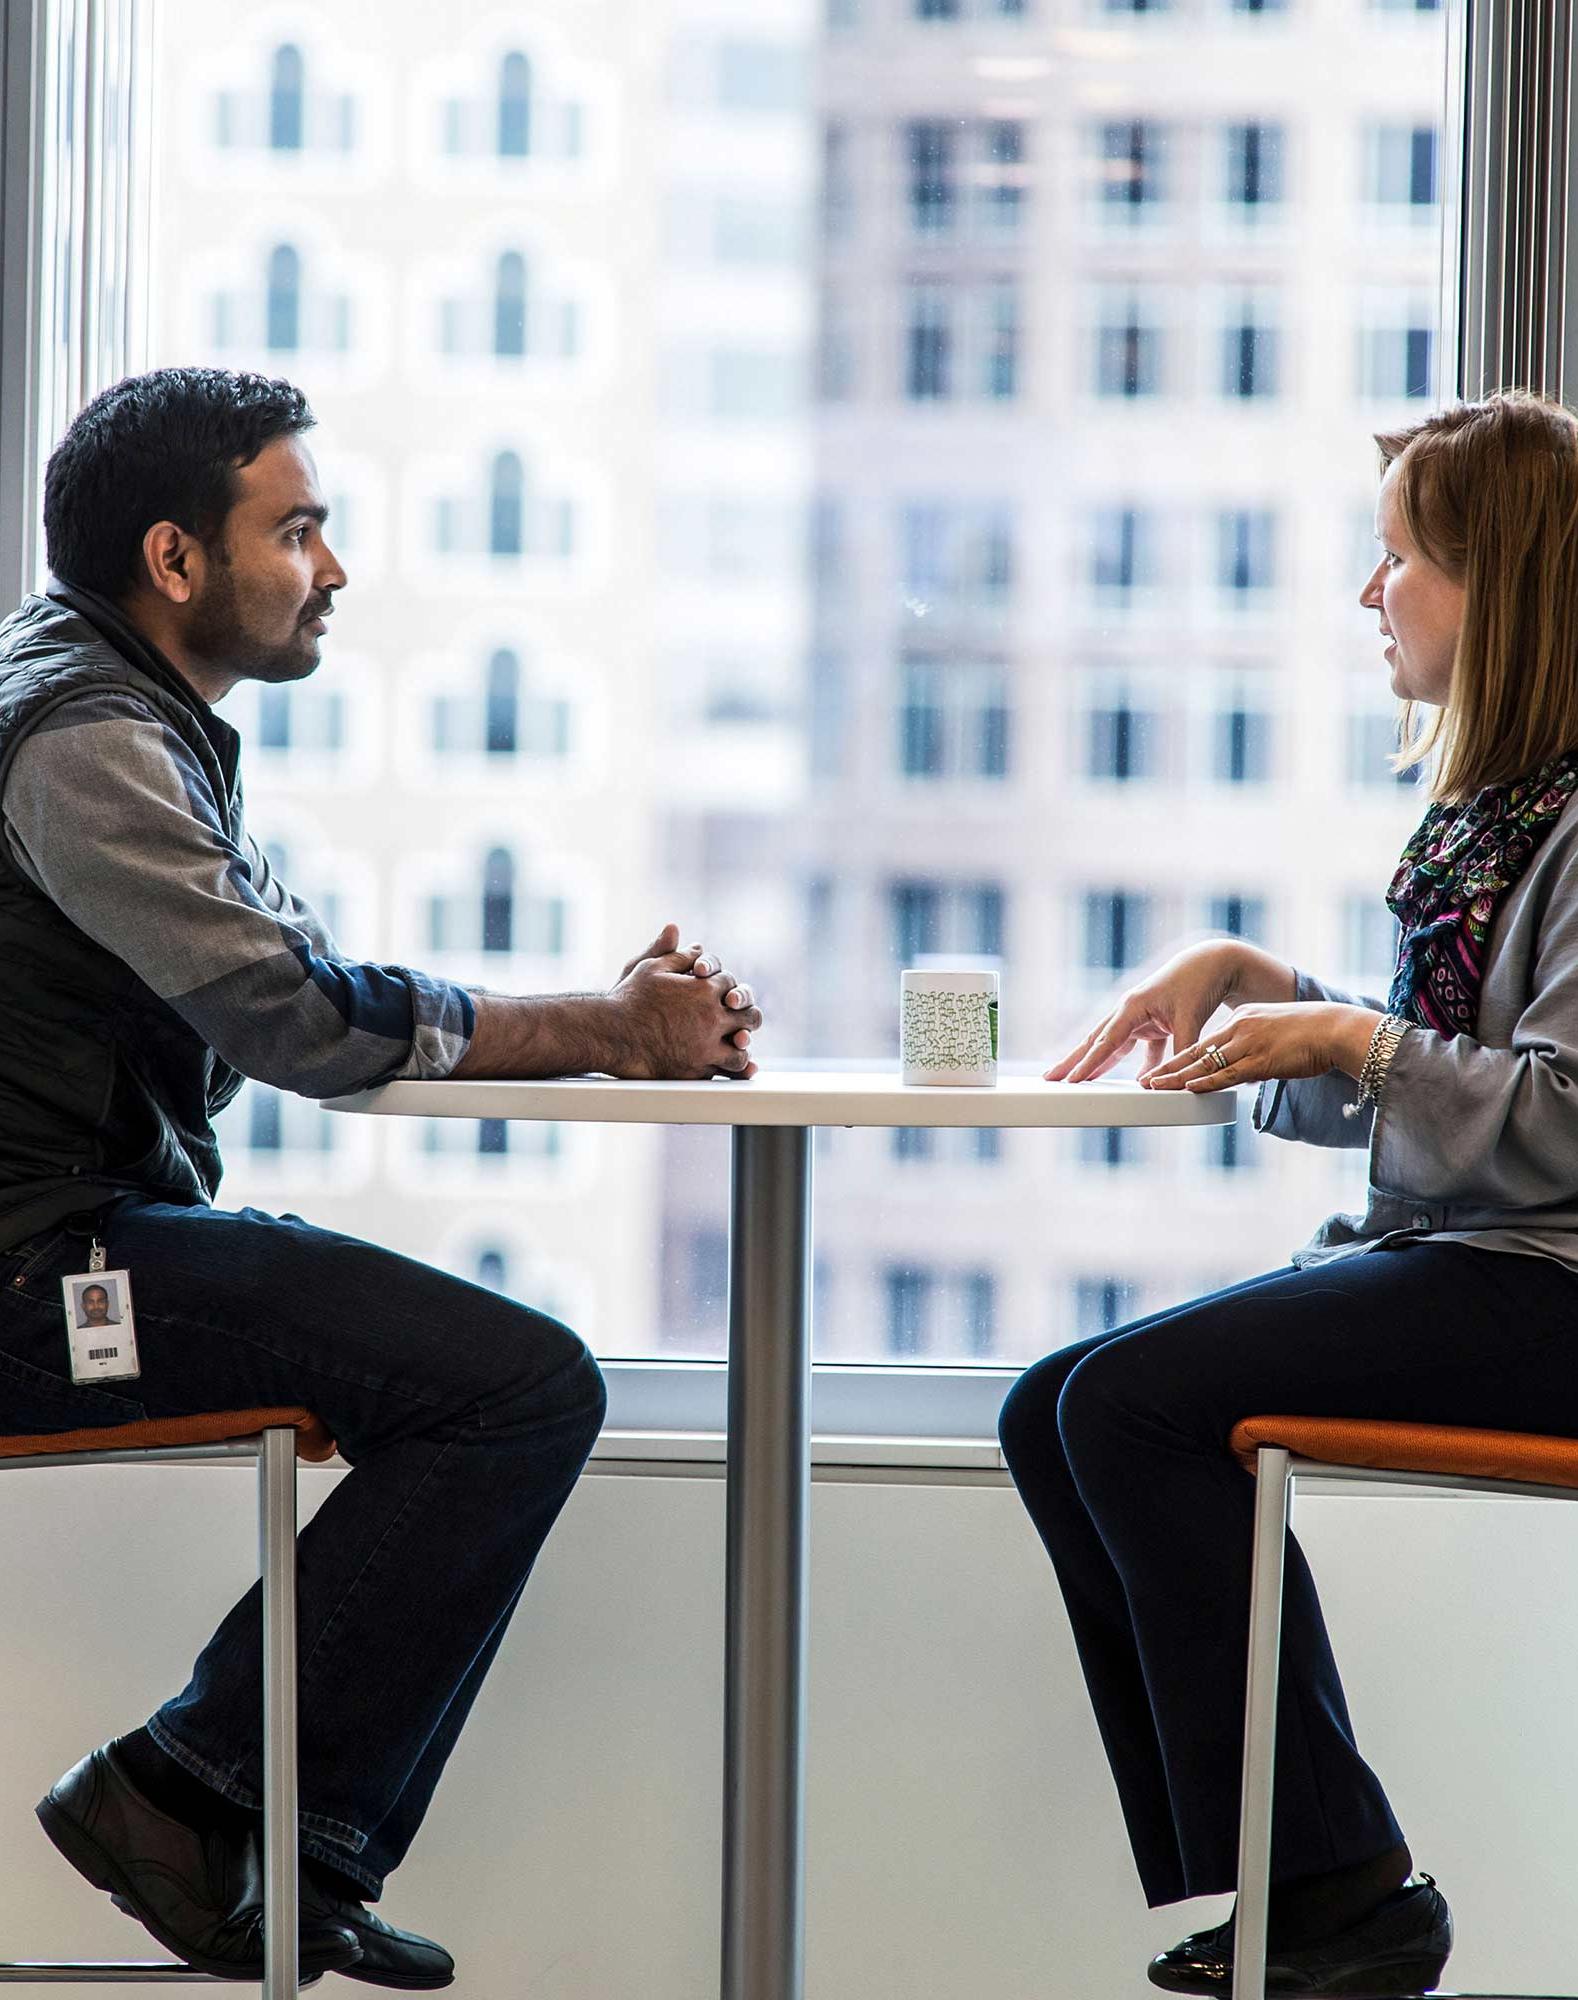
[325, 1070, 1238, 1130]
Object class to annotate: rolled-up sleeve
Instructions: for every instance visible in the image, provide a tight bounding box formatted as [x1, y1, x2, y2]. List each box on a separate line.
[2, 692, 474, 1094]
[1252, 969, 1386, 1149]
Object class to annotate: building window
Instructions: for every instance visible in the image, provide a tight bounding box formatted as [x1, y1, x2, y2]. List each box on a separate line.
[958, 1272, 996, 1357]
[899, 503, 1014, 611]
[1078, 1125, 1144, 1170]
[905, 282, 952, 400]
[1074, 1277, 1140, 1337]
[1212, 698, 1273, 783]
[1224, 121, 1284, 208]
[980, 280, 1018, 398]
[1221, 293, 1279, 398]
[495, 252, 528, 357]
[1207, 893, 1266, 941]
[1347, 702, 1419, 787]
[1207, 1103, 1256, 1171]
[1092, 506, 1159, 602]
[269, 44, 304, 152]
[1359, 291, 1435, 400]
[1096, 295, 1162, 397]
[1216, 508, 1276, 597]
[1101, 120, 1164, 213]
[1366, 122, 1439, 207]
[485, 649, 520, 753]
[477, 1247, 509, 1291]
[897, 656, 1010, 780]
[1083, 890, 1150, 977]
[499, 52, 532, 158]
[822, 121, 853, 239]
[249, 1088, 283, 1152]
[482, 847, 514, 953]
[891, 883, 938, 965]
[253, 685, 345, 756]
[906, 119, 956, 236]
[888, 880, 1005, 962]
[432, 650, 570, 760]
[490, 451, 525, 555]
[885, 1266, 932, 1355]
[1087, 690, 1157, 781]
[266, 244, 300, 352]
[258, 686, 292, 751]
[1345, 896, 1402, 990]
[978, 121, 1025, 235]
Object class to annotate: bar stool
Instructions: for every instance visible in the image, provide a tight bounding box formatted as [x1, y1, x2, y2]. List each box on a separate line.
[1227, 1414, 1578, 2000]
[0, 1407, 336, 1994]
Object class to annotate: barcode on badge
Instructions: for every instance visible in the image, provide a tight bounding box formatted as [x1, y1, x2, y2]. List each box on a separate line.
[87, 1346, 119, 1362]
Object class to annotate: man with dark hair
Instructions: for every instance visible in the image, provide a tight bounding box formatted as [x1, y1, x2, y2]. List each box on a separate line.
[0, 367, 763, 1987]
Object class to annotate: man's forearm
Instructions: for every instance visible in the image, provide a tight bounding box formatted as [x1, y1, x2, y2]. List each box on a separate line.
[1228, 941, 1298, 1007]
[450, 992, 628, 1081]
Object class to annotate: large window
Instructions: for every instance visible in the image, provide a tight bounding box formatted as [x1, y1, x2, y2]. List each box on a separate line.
[31, 0, 1451, 1397]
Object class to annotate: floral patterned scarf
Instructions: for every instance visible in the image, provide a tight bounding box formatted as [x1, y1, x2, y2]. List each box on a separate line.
[1386, 751, 1578, 1037]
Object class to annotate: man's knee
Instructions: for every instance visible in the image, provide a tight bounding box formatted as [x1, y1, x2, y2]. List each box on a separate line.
[519, 1316, 607, 1440]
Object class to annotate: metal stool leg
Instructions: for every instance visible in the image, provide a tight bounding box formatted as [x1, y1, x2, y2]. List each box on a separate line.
[1232, 1446, 1291, 2000]
[259, 1428, 299, 2000]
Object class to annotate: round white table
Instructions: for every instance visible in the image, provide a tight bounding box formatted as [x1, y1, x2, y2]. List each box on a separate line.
[327, 1070, 1235, 2000]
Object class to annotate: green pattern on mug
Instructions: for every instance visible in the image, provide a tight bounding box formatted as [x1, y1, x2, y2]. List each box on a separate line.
[902, 989, 996, 1070]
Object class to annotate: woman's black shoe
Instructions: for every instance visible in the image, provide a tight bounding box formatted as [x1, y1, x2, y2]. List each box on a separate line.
[1147, 1874, 1452, 1996]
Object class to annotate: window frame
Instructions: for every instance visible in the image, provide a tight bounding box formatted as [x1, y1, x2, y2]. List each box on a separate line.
[7, 0, 1562, 1459]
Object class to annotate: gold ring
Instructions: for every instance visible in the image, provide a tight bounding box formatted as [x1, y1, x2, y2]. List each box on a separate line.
[1203, 1045, 1230, 1072]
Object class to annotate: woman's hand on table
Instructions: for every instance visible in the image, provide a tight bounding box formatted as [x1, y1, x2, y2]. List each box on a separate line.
[1137, 1002, 1382, 1094]
[1047, 940, 1294, 1084]
[610, 924, 763, 1079]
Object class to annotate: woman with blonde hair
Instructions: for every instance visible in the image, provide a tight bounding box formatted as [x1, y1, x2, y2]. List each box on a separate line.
[1001, 390, 1578, 1996]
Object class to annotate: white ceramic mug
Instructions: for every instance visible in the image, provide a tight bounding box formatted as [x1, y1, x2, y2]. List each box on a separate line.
[900, 969, 999, 1087]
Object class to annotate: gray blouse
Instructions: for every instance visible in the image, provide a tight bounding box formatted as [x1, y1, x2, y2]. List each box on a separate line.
[1255, 787, 1578, 1270]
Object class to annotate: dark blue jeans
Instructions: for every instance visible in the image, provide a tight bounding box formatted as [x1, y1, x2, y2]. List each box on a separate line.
[0, 1196, 607, 1900]
[998, 1241, 1578, 1909]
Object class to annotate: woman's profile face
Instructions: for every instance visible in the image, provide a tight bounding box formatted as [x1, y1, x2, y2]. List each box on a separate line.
[1358, 463, 1465, 708]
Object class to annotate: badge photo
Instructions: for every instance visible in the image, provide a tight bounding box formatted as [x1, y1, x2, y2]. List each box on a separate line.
[61, 1269, 141, 1383]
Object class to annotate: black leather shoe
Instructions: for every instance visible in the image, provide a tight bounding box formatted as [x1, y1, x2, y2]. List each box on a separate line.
[1147, 1874, 1452, 1995]
[36, 1743, 362, 1981]
[298, 1865, 455, 1990]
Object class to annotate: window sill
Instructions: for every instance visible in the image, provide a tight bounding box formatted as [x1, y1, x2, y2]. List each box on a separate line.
[586, 1429, 1009, 1483]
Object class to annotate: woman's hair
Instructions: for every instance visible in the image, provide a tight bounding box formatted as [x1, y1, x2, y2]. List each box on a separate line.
[1377, 389, 1578, 799]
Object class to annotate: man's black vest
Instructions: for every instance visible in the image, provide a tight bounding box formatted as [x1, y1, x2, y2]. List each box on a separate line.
[0, 585, 245, 1250]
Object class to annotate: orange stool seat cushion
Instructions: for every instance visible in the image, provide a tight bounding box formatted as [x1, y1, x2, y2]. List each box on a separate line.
[1230, 1414, 1578, 1491]
[0, 1407, 336, 1463]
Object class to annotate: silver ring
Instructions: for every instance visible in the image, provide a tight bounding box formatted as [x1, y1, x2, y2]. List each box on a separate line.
[1203, 1044, 1230, 1073]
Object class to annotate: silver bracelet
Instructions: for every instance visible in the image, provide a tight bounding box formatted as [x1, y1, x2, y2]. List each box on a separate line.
[1341, 1013, 1412, 1120]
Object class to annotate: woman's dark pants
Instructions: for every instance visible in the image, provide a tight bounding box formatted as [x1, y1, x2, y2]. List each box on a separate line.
[997, 1241, 1578, 1906]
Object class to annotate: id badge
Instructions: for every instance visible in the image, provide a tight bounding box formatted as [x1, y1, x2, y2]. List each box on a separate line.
[62, 1238, 140, 1383]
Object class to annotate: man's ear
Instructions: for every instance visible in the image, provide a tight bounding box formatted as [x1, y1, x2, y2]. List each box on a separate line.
[141, 521, 201, 604]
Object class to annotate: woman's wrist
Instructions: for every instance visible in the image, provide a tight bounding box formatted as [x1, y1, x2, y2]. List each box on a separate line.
[1225, 941, 1298, 1008]
[1327, 1005, 1386, 1080]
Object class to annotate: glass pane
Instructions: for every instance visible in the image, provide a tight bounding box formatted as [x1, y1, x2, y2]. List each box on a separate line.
[145, 0, 1453, 1368]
